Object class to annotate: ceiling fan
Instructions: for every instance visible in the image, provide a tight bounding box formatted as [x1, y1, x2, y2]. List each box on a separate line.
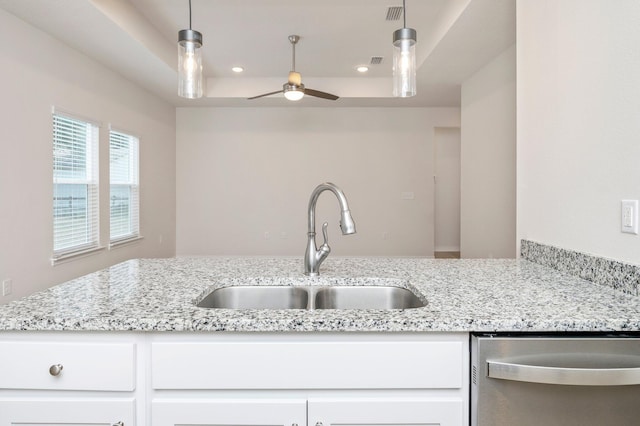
[248, 35, 339, 101]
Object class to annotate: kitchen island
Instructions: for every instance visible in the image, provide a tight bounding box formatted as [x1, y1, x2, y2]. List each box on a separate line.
[1, 245, 639, 426]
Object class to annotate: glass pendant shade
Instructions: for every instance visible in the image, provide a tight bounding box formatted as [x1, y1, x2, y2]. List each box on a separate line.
[392, 27, 417, 97]
[178, 29, 203, 99]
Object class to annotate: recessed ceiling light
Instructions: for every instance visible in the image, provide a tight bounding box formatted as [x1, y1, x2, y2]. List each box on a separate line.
[231, 66, 244, 73]
[356, 66, 369, 73]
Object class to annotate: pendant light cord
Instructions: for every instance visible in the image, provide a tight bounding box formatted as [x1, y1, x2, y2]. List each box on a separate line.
[189, 0, 192, 29]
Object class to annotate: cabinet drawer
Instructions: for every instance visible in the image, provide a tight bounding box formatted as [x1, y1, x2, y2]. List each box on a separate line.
[0, 398, 135, 425]
[152, 340, 463, 389]
[0, 341, 135, 391]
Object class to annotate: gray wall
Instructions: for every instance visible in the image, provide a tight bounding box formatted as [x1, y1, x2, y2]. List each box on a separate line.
[176, 107, 460, 257]
[517, 0, 640, 264]
[0, 8, 176, 303]
[461, 45, 517, 258]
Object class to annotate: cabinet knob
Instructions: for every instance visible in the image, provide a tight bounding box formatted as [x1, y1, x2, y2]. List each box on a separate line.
[49, 364, 63, 376]
[113, 422, 124, 426]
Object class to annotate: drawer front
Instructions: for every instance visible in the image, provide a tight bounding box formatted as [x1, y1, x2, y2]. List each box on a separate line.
[152, 340, 463, 389]
[0, 398, 135, 425]
[0, 342, 135, 391]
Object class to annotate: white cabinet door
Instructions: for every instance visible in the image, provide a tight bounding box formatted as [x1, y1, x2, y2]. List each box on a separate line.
[152, 398, 307, 426]
[308, 398, 464, 426]
[0, 398, 135, 425]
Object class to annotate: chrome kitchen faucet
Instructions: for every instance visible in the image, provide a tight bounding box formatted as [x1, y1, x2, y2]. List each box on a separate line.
[304, 182, 356, 276]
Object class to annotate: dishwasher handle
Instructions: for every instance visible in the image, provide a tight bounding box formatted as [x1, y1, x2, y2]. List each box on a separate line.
[488, 360, 640, 386]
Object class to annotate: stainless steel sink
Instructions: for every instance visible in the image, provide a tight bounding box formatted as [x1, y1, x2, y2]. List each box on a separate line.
[196, 284, 425, 310]
[313, 286, 425, 309]
[196, 286, 309, 309]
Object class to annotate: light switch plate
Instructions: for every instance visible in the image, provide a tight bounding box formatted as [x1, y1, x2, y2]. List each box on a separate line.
[621, 200, 639, 234]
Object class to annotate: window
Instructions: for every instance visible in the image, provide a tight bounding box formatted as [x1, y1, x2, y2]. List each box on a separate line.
[52, 112, 100, 260]
[110, 130, 139, 244]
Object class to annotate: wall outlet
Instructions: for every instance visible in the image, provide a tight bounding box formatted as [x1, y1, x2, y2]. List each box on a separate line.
[2, 279, 12, 297]
[621, 200, 639, 234]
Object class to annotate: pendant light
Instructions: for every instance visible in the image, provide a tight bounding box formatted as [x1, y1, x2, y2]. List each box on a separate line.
[392, 0, 417, 97]
[178, 0, 203, 99]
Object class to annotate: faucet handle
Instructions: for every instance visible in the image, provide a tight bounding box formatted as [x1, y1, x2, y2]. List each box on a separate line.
[317, 222, 331, 262]
[321, 222, 329, 246]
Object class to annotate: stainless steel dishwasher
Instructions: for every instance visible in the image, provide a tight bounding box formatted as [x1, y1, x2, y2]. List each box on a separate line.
[471, 333, 640, 426]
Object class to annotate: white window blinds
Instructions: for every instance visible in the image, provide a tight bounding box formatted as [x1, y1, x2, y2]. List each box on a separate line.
[52, 113, 100, 257]
[110, 130, 139, 242]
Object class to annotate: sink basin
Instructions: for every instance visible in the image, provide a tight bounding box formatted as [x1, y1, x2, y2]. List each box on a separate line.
[196, 283, 425, 310]
[313, 286, 425, 310]
[196, 286, 309, 309]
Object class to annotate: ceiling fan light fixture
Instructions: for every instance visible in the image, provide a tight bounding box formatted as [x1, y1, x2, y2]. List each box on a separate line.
[284, 83, 305, 101]
[178, 0, 203, 99]
[392, 0, 417, 98]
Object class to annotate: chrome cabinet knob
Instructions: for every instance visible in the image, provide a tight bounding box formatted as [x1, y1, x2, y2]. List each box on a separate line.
[49, 364, 63, 376]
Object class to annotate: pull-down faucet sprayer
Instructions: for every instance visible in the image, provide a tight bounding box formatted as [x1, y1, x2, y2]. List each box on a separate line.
[304, 182, 356, 276]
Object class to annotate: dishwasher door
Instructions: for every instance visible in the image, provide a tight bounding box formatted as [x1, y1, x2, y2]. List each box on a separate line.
[471, 334, 640, 426]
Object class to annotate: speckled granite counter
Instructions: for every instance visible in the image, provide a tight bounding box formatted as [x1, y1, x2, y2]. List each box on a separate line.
[1, 255, 640, 332]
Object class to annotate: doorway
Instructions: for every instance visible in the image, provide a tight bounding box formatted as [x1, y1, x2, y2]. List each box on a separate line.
[433, 127, 461, 259]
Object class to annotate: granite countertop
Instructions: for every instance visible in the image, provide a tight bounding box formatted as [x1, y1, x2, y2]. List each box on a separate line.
[1, 256, 640, 332]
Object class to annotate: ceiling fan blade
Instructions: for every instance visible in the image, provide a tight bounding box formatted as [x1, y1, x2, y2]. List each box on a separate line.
[304, 88, 339, 101]
[247, 90, 284, 100]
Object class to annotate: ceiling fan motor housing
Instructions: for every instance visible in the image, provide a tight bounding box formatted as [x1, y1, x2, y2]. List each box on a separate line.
[288, 71, 302, 85]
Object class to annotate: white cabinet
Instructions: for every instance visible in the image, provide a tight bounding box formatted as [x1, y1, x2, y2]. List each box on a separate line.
[0, 341, 135, 391]
[0, 331, 469, 426]
[0, 333, 138, 426]
[152, 399, 307, 426]
[150, 398, 462, 426]
[0, 398, 135, 425]
[151, 339, 463, 389]
[149, 333, 468, 426]
[308, 398, 463, 426]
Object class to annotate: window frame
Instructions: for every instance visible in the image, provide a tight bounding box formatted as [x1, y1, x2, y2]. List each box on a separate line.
[51, 109, 102, 264]
[109, 127, 141, 247]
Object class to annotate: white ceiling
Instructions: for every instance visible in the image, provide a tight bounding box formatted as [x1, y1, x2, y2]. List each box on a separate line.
[0, 0, 515, 107]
